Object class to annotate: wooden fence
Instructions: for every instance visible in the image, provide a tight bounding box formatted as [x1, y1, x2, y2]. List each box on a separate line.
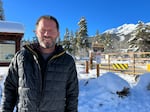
[88, 52, 150, 75]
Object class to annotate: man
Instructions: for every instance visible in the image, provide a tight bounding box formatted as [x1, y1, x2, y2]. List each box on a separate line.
[0, 15, 79, 112]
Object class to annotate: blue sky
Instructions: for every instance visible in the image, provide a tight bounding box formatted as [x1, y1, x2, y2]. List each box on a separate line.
[2, 0, 150, 40]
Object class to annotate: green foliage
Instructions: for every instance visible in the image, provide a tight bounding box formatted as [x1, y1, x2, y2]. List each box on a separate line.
[78, 17, 88, 37]
[61, 28, 77, 55]
[128, 21, 150, 52]
[0, 0, 5, 20]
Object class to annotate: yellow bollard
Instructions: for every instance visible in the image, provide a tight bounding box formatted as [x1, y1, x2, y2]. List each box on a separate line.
[147, 64, 150, 72]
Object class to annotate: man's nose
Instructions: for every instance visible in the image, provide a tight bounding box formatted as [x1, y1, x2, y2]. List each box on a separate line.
[44, 31, 50, 36]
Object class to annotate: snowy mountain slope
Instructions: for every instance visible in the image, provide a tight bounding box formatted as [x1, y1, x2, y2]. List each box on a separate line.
[104, 24, 137, 36]
[103, 22, 150, 41]
[101, 22, 150, 52]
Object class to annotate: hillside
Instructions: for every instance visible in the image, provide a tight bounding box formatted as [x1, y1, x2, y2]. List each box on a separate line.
[101, 21, 150, 52]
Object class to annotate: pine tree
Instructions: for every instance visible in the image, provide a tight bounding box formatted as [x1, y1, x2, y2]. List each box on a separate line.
[31, 36, 38, 43]
[103, 33, 113, 50]
[57, 36, 61, 45]
[0, 0, 5, 20]
[74, 30, 81, 56]
[78, 17, 88, 37]
[62, 28, 73, 53]
[77, 17, 89, 48]
[70, 31, 76, 55]
[77, 17, 89, 57]
[94, 30, 102, 43]
[63, 28, 70, 41]
[128, 21, 150, 53]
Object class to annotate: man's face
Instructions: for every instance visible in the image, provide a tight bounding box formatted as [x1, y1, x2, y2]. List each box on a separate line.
[35, 18, 59, 49]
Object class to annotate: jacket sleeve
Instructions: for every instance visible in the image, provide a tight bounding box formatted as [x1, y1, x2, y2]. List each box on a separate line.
[0, 54, 19, 112]
[65, 61, 79, 112]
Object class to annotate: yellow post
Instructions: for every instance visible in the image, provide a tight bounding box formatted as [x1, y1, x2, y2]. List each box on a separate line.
[147, 64, 150, 72]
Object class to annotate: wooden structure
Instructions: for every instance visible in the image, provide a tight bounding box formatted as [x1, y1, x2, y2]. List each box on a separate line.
[96, 52, 150, 75]
[92, 41, 104, 52]
[0, 21, 24, 66]
[83, 52, 150, 77]
[88, 41, 104, 70]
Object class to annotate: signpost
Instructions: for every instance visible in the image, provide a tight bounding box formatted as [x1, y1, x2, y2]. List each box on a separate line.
[92, 41, 104, 77]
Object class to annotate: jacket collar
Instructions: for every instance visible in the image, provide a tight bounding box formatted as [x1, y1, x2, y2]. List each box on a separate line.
[23, 43, 66, 60]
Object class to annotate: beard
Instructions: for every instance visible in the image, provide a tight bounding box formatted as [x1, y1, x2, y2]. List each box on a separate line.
[40, 36, 56, 49]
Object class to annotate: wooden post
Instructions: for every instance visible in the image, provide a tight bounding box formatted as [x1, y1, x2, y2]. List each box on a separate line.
[85, 60, 89, 73]
[89, 57, 93, 69]
[96, 64, 99, 77]
[89, 52, 93, 69]
[106, 54, 110, 71]
[133, 53, 135, 75]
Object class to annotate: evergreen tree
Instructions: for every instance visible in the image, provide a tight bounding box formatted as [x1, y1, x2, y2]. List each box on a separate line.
[70, 31, 76, 55]
[70, 31, 74, 41]
[78, 17, 88, 37]
[95, 30, 102, 43]
[64, 28, 70, 41]
[74, 30, 81, 56]
[32, 36, 38, 43]
[103, 33, 113, 49]
[62, 28, 73, 53]
[78, 17, 88, 47]
[77, 17, 89, 55]
[57, 36, 61, 45]
[21, 38, 30, 46]
[128, 21, 150, 53]
[0, 0, 5, 20]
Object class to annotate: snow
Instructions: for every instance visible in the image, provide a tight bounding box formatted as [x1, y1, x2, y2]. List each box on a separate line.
[146, 22, 150, 25]
[0, 21, 24, 33]
[77, 62, 150, 112]
[117, 24, 137, 35]
[1, 62, 150, 112]
[104, 24, 137, 35]
[104, 23, 138, 41]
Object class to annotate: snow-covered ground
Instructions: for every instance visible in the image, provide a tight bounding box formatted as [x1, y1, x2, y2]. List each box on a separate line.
[1, 63, 150, 112]
[77, 63, 150, 112]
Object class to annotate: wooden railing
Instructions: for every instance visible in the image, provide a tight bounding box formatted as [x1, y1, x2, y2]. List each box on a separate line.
[85, 52, 150, 75]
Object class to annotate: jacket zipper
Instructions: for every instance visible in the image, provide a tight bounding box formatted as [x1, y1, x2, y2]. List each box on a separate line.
[40, 51, 66, 98]
[26, 45, 66, 110]
[26, 46, 42, 109]
[33, 55, 42, 110]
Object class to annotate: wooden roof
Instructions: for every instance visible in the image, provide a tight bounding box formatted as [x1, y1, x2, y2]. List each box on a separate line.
[0, 32, 24, 40]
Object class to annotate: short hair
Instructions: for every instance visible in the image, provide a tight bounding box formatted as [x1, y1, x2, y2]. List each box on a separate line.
[36, 15, 59, 30]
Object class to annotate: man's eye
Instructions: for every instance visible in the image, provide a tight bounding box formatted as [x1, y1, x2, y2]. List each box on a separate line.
[40, 30, 45, 33]
[40, 30, 57, 34]
[50, 31, 57, 34]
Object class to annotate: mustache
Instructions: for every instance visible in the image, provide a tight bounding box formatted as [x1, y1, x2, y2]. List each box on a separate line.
[43, 36, 51, 38]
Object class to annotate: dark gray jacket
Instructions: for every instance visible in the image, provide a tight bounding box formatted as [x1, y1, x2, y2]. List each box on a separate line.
[1, 44, 79, 112]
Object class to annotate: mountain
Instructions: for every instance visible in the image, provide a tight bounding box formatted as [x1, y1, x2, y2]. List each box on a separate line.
[101, 21, 150, 52]
[104, 23, 137, 41]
